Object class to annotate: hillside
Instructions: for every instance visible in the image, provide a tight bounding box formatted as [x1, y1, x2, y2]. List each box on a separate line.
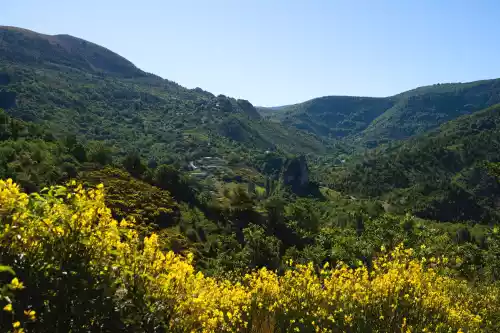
[1, 25, 500, 333]
[0, 26, 146, 78]
[262, 79, 500, 147]
[0, 26, 329, 170]
[361, 80, 500, 146]
[260, 96, 394, 138]
[3, 25, 500, 223]
[330, 103, 500, 222]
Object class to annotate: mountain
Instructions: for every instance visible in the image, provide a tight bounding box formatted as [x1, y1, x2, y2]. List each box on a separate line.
[261, 79, 500, 148]
[330, 103, 500, 223]
[3, 25, 500, 222]
[259, 96, 394, 139]
[1, 25, 500, 333]
[0, 26, 145, 78]
[0, 26, 329, 169]
[361, 80, 500, 146]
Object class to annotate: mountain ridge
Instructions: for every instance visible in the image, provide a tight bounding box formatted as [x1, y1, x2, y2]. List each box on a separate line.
[0, 26, 332, 173]
[3, 25, 500, 189]
[4, 25, 500, 152]
[261, 78, 500, 147]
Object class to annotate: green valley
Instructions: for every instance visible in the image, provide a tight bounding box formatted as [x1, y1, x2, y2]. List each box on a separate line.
[1, 25, 500, 333]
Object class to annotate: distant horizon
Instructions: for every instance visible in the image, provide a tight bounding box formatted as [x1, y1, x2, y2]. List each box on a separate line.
[5, 0, 500, 106]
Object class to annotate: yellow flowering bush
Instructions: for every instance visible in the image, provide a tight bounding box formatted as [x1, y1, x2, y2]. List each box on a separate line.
[1, 272, 33, 333]
[0, 178, 498, 332]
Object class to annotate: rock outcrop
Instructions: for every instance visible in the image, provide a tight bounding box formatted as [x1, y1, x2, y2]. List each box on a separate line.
[282, 155, 309, 194]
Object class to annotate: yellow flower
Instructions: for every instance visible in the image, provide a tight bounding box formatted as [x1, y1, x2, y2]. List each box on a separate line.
[0, 179, 494, 333]
[24, 309, 36, 320]
[13, 321, 21, 328]
[3, 303, 13, 312]
[10, 277, 24, 290]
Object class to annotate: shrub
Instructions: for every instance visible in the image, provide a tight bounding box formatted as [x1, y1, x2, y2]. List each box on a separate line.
[0, 179, 498, 332]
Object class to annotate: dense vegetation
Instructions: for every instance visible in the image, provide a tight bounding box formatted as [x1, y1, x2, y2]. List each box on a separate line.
[330, 104, 500, 223]
[261, 79, 500, 148]
[2, 180, 500, 332]
[1, 26, 500, 332]
[0, 26, 329, 168]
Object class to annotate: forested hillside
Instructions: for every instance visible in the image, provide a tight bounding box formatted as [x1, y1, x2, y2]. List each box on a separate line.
[259, 96, 394, 139]
[262, 79, 500, 148]
[330, 104, 500, 223]
[1, 26, 500, 332]
[0, 26, 329, 167]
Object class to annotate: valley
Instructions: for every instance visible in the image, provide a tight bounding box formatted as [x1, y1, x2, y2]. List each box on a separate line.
[1, 25, 500, 332]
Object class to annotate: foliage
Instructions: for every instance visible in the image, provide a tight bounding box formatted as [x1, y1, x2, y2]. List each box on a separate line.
[79, 167, 177, 227]
[260, 96, 393, 139]
[262, 79, 500, 148]
[0, 109, 85, 192]
[0, 26, 330, 174]
[241, 224, 281, 270]
[154, 164, 197, 203]
[0, 179, 499, 332]
[122, 151, 147, 178]
[330, 104, 500, 223]
[4, 24, 500, 333]
[0, 266, 33, 333]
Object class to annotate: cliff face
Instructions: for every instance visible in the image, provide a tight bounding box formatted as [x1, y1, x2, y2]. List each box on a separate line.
[282, 156, 309, 193]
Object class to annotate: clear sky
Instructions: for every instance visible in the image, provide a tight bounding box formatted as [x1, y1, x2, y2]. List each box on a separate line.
[3, 1, 500, 106]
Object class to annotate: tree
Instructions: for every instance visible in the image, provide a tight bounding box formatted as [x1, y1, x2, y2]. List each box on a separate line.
[242, 224, 281, 269]
[122, 152, 147, 178]
[87, 142, 113, 166]
[154, 164, 195, 202]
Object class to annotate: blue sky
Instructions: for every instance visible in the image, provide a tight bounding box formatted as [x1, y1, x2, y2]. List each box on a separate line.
[4, 0, 500, 106]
